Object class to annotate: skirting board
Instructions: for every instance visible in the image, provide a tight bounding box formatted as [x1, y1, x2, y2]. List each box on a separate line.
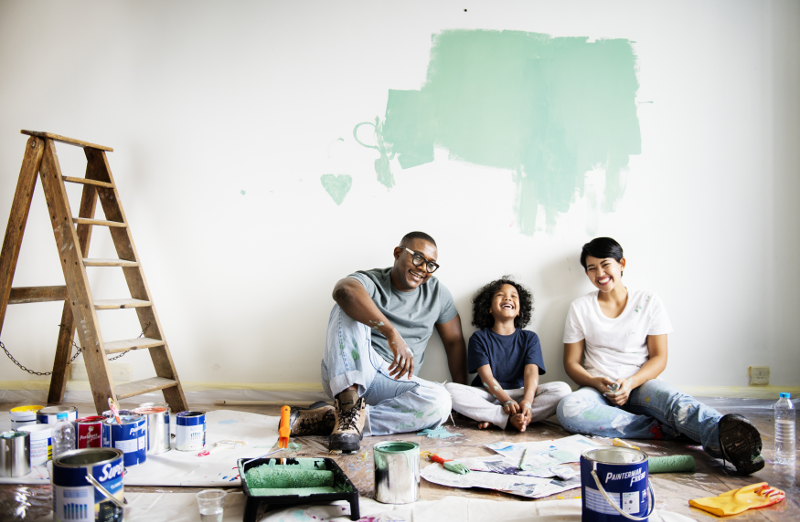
[0, 381, 796, 400]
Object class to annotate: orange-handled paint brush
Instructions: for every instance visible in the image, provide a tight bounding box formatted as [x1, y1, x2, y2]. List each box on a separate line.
[278, 405, 291, 448]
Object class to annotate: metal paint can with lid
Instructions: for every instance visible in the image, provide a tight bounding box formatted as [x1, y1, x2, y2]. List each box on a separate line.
[9, 405, 43, 429]
[101, 414, 146, 467]
[133, 406, 170, 454]
[0, 430, 30, 477]
[76, 416, 105, 449]
[175, 411, 205, 451]
[37, 405, 78, 425]
[373, 440, 420, 504]
[52, 448, 125, 522]
[580, 447, 655, 522]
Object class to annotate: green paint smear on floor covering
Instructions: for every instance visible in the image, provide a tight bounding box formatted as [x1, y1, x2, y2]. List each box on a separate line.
[361, 30, 641, 234]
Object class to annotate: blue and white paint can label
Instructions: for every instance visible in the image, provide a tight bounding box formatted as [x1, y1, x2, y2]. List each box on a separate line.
[580, 447, 651, 522]
[52, 448, 124, 522]
[101, 414, 147, 467]
[37, 405, 78, 425]
[175, 411, 206, 451]
[18, 424, 52, 465]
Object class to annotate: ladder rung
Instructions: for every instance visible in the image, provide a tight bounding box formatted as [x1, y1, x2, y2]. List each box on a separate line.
[83, 258, 139, 268]
[105, 337, 165, 354]
[94, 298, 151, 310]
[73, 218, 127, 227]
[20, 130, 114, 151]
[8, 285, 68, 304]
[63, 176, 114, 188]
[116, 377, 178, 400]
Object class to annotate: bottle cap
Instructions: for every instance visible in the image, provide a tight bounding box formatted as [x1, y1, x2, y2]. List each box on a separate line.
[779, 392, 791, 398]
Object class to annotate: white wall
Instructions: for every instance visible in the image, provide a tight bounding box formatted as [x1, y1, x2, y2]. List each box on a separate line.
[0, 0, 798, 389]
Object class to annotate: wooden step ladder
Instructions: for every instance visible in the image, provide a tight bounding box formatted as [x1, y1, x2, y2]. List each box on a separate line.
[0, 130, 188, 414]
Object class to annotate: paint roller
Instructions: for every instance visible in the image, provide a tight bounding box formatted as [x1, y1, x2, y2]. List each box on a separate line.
[245, 461, 334, 489]
[612, 438, 696, 473]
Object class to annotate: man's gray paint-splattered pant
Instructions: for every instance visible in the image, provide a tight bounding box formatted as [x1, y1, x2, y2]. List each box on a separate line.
[556, 380, 725, 458]
[320, 304, 452, 437]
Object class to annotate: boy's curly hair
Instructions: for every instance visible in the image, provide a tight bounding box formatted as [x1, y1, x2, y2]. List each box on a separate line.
[471, 277, 534, 330]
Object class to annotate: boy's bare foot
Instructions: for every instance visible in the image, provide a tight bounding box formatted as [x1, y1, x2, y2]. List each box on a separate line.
[509, 413, 531, 432]
[478, 421, 496, 429]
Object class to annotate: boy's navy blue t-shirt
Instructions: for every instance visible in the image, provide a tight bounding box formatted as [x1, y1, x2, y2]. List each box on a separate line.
[468, 328, 546, 389]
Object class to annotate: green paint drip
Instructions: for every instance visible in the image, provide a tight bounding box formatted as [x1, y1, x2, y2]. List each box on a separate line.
[354, 118, 395, 188]
[350, 349, 360, 362]
[320, 174, 353, 205]
[358, 30, 641, 234]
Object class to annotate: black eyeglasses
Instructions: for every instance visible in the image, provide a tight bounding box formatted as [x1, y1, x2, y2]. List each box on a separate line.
[403, 247, 440, 273]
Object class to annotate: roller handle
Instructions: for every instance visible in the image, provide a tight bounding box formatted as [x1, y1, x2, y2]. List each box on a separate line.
[278, 405, 291, 448]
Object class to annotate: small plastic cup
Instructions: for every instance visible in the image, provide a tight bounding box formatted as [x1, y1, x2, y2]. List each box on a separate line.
[196, 489, 226, 521]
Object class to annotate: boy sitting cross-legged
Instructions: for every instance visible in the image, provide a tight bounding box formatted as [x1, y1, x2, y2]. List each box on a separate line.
[445, 278, 571, 431]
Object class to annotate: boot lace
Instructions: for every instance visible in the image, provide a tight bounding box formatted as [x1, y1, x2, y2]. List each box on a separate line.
[337, 400, 363, 432]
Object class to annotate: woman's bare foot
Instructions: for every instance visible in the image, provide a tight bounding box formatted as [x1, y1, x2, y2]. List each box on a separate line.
[509, 413, 531, 432]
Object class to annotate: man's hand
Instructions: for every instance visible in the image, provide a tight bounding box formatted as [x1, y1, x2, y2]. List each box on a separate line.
[386, 330, 414, 380]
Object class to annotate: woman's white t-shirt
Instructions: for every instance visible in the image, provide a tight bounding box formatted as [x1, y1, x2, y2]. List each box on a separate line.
[563, 289, 673, 381]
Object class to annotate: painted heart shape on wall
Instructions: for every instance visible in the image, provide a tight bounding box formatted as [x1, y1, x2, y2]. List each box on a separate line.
[320, 174, 353, 205]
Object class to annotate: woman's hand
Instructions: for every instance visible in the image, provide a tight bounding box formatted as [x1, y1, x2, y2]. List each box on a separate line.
[604, 377, 634, 406]
[592, 376, 617, 395]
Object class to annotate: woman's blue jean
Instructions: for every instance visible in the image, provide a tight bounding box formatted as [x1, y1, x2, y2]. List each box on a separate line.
[556, 380, 725, 458]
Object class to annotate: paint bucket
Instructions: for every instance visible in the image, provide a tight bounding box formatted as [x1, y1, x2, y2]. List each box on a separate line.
[52, 448, 125, 522]
[175, 411, 206, 451]
[133, 406, 170, 454]
[37, 406, 78, 425]
[580, 447, 655, 522]
[0, 430, 30, 477]
[101, 414, 147, 467]
[18, 424, 53, 465]
[101, 409, 137, 419]
[76, 417, 106, 449]
[373, 441, 420, 504]
[9, 405, 43, 429]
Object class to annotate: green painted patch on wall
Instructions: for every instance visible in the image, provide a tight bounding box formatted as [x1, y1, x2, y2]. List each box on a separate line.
[320, 174, 353, 205]
[356, 30, 641, 234]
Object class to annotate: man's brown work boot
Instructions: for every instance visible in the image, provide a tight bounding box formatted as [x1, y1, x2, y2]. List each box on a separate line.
[289, 401, 335, 436]
[329, 389, 366, 452]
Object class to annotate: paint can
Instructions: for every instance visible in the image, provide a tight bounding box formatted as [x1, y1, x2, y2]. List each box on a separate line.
[0, 430, 30, 477]
[9, 405, 43, 429]
[76, 417, 106, 449]
[580, 447, 655, 522]
[175, 411, 206, 451]
[37, 406, 78, 425]
[101, 414, 147, 467]
[133, 406, 170, 454]
[18, 424, 53, 465]
[373, 441, 420, 504]
[52, 448, 125, 522]
[101, 409, 136, 419]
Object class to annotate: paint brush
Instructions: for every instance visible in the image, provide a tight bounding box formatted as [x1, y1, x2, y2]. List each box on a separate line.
[422, 451, 470, 475]
[107, 398, 122, 425]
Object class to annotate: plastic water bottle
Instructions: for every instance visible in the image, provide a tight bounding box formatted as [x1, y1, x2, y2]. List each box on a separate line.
[52, 413, 76, 458]
[774, 392, 796, 465]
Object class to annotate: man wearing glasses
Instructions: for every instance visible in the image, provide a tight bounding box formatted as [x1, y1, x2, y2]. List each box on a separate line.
[291, 231, 467, 452]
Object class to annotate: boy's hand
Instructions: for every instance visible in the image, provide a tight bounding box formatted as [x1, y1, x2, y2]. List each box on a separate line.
[503, 400, 520, 415]
[387, 330, 414, 380]
[520, 399, 533, 420]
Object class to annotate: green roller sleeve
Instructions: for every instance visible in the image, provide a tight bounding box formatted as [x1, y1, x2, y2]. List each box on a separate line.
[648, 455, 696, 474]
[245, 465, 335, 488]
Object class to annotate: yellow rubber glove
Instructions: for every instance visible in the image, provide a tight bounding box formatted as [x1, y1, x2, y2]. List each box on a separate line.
[689, 482, 785, 516]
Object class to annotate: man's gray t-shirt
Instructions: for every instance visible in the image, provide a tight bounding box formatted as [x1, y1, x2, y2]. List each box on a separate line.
[348, 267, 458, 372]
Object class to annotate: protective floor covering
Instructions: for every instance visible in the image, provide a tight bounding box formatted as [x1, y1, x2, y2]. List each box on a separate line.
[0, 389, 797, 521]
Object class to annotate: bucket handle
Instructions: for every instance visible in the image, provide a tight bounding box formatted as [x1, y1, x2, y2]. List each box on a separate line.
[85, 474, 128, 510]
[590, 470, 655, 521]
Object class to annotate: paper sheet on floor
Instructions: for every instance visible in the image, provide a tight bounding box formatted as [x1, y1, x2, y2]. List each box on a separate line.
[0, 410, 279, 487]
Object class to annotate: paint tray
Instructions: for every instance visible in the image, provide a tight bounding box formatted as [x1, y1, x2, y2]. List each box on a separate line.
[238, 457, 359, 521]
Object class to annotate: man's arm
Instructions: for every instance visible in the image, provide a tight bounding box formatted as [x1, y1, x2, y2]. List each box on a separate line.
[332, 277, 414, 379]
[435, 314, 467, 385]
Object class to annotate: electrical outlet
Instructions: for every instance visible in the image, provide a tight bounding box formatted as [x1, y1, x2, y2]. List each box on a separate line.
[748, 366, 770, 386]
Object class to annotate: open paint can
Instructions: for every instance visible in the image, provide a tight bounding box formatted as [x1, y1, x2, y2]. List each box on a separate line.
[175, 411, 206, 451]
[580, 447, 655, 522]
[9, 405, 43, 429]
[52, 448, 125, 522]
[37, 405, 78, 425]
[133, 406, 170, 454]
[0, 430, 30, 477]
[373, 441, 420, 504]
[102, 414, 147, 467]
[18, 424, 53, 465]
